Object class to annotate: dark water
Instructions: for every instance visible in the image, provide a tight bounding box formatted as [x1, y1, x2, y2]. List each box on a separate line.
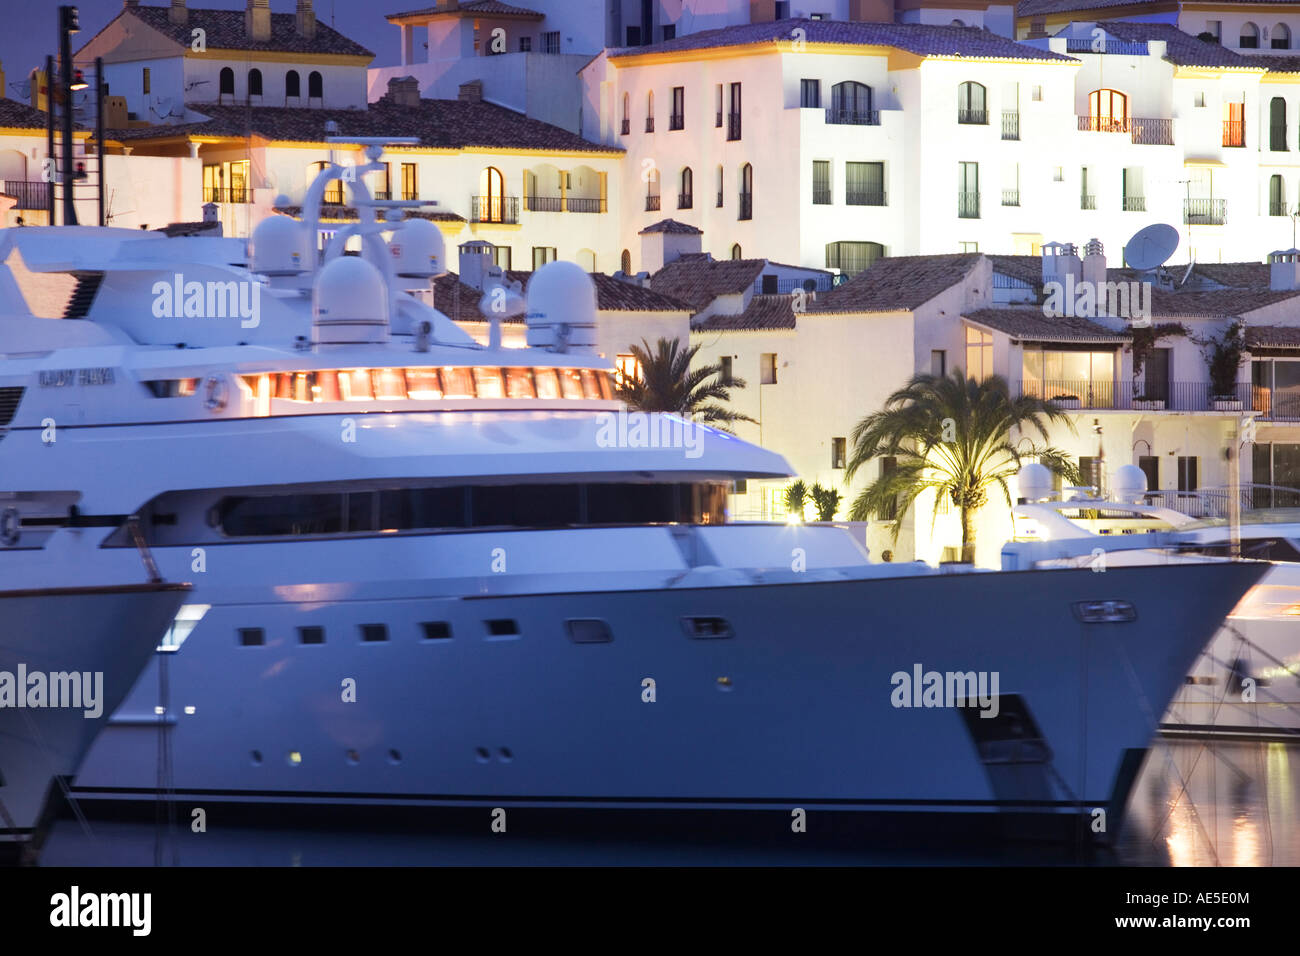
[35, 740, 1300, 866]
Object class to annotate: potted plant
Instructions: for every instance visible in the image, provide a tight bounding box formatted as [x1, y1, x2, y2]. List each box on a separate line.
[1051, 394, 1081, 409]
[1133, 395, 1166, 411]
[1193, 321, 1245, 410]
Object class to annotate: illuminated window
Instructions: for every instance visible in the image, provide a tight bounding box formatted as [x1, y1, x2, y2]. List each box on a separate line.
[1087, 89, 1128, 132]
[534, 368, 561, 399]
[965, 326, 992, 381]
[616, 353, 642, 383]
[473, 366, 505, 398]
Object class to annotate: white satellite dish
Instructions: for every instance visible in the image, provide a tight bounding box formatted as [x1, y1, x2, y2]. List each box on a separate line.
[1124, 223, 1180, 271]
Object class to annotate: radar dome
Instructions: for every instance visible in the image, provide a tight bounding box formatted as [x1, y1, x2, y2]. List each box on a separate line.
[312, 255, 389, 345]
[1017, 463, 1053, 503]
[1112, 464, 1149, 505]
[391, 218, 445, 278]
[525, 260, 599, 353]
[251, 214, 310, 276]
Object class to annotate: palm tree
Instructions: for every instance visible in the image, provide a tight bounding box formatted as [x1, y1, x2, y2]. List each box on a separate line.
[616, 337, 756, 432]
[845, 370, 1079, 563]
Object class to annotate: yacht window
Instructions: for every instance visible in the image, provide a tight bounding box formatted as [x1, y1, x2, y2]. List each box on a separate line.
[442, 366, 475, 398]
[534, 368, 561, 399]
[504, 367, 536, 399]
[239, 627, 265, 646]
[339, 369, 374, 401]
[681, 617, 733, 639]
[360, 624, 389, 643]
[405, 369, 442, 399]
[298, 626, 325, 644]
[485, 619, 520, 637]
[373, 368, 407, 401]
[566, 619, 613, 643]
[421, 621, 453, 640]
[559, 369, 585, 399]
[473, 366, 505, 399]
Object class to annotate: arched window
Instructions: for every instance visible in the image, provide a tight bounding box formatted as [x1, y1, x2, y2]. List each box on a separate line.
[479, 166, 505, 222]
[286, 70, 301, 99]
[646, 90, 654, 132]
[219, 67, 235, 100]
[1088, 88, 1128, 132]
[1275, 23, 1292, 50]
[621, 92, 630, 134]
[829, 81, 873, 124]
[738, 163, 752, 220]
[825, 241, 884, 276]
[1271, 97, 1288, 151]
[716, 164, 724, 207]
[645, 166, 660, 211]
[957, 81, 987, 124]
[621, 249, 632, 274]
[308, 71, 323, 100]
[248, 68, 263, 97]
[1240, 22, 1260, 48]
[731, 243, 742, 260]
[1270, 175, 1286, 216]
[679, 167, 693, 209]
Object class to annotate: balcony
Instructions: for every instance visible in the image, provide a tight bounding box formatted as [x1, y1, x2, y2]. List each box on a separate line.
[373, 190, 392, 200]
[825, 108, 880, 126]
[1250, 383, 1300, 419]
[1123, 196, 1146, 212]
[1223, 119, 1245, 147]
[669, 113, 684, 131]
[738, 192, 752, 220]
[754, 275, 836, 295]
[727, 113, 742, 141]
[846, 188, 885, 207]
[1080, 194, 1096, 210]
[1002, 189, 1020, 207]
[1271, 124, 1289, 151]
[645, 117, 655, 133]
[1078, 115, 1174, 145]
[1, 180, 49, 210]
[1271, 200, 1289, 217]
[958, 108, 988, 125]
[645, 195, 661, 211]
[812, 186, 831, 205]
[402, 190, 418, 201]
[957, 191, 980, 219]
[678, 192, 692, 209]
[621, 119, 630, 136]
[525, 195, 563, 212]
[565, 197, 606, 213]
[203, 186, 250, 204]
[1015, 380, 1255, 412]
[1184, 198, 1226, 225]
[469, 195, 519, 224]
[1001, 111, 1020, 140]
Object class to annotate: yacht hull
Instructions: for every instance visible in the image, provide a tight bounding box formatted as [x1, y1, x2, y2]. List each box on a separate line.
[0, 583, 189, 851]
[72, 561, 1265, 841]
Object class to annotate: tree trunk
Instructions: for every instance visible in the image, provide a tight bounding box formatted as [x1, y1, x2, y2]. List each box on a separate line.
[960, 507, 975, 564]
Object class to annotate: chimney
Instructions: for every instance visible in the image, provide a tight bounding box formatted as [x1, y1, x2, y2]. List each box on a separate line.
[124, 0, 139, 7]
[296, 0, 316, 40]
[246, 0, 271, 43]
[1270, 249, 1300, 291]
[387, 76, 421, 107]
[848, 0, 894, 22]
[1041, 241, 1082, 290]
[202, 202, 218, 223]
[1081, 238, 1107, 299]
[458, 240, 497, 292]
[638, 220, 703, 274]
[169, 0, 187, 26]
[458, 80, 482, 103]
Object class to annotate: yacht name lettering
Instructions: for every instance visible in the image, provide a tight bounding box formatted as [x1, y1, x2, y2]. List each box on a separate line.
[39, 367, 115, 387]
[890, 664, 1000, 718]
[151, 273, 261, 328]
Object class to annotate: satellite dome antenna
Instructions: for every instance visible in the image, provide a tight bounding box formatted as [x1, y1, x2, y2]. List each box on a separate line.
[1123, 223, 1180, 289]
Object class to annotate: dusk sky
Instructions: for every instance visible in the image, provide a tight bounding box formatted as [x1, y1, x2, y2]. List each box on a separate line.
[1, 0, 402, 100]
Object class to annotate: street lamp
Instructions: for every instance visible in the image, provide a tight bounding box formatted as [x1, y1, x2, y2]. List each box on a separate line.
[70, 68, 87, 92]
[58, 5, 81, 225]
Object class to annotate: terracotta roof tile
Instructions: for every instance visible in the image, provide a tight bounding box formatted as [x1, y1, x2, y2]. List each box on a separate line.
[693, 294, 799, 331]
[92, 4, 374, 57]
[1018, 0, 1172, 15]
[610, 18, 1076, 62]
[1190, 261, 1269, 287]
[1245, 325, 1300, 349]
[648, 258, 767, 311]
[0, 98, 65, 130]
[638, 218, 703, 235]
[814, 254, 982, 314]
[435, 270, 690, 323]
[109, 98, 621, 153]
[1149, 287, 1300, 317]
[1093, 22, 1259, 68]
[964, 308, 1131, 343]
[388, 1, 544, 20]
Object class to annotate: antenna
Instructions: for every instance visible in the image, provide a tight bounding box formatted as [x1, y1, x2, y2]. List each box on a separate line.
[1123, 223, 1179, 271]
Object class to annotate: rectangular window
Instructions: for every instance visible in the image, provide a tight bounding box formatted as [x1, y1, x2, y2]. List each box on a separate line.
[1079, 456, 1101, 491]
[1178, 456, 1199, 492]
[715, 84, 723, 127]
[1031, 85, 1042, 102]
[401, 163, 418, 201]
[670, 86, 684, 130]
[958, 161, 979, 218]
[238, 627, 264, 647]
[775, 0, 791, 17]
[662, 24, 676, 41]
[846, 161, 885, 206]
[931, 350, 946, 378]
[142, 67, 150, 94]
[728, 82, 742, 140]
[519, 36, 532, 52]
[880, 456, 898, 519]
[616, 353, 641, 384]
[532, 247, 557, 270]
[812, 160, 831, 204]
[298, 626, 325, 645]
[1206, 20, 1221, 42]
[1138, 456, 1159, 493]
[720, 355, 733, 384]
[1194, 91, 1206, 108]
[965, 326, 992, 381]
[800, 79, 820, 108]
[492, 245, 512, 270]
[760, 353, 777, 385]
[421, 622, 452, 641]
[542, 31, 561, 54]
[626, 26, 641, 45]
[959, 241, 978, 253]
[832, 437, 846, 469]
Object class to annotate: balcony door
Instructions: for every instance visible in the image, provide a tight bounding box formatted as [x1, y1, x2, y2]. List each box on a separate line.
[830, 81, 872, 123]
[1088, 88, 1127, 132]
[480, 166, 505, 222]
[1143, 348, 1170, 404]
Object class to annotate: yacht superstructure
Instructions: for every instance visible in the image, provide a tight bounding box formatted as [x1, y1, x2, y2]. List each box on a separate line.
[0, 149, 1270, 842]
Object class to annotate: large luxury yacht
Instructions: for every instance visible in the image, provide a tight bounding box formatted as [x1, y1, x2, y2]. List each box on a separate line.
[0, 146, 1269, 843]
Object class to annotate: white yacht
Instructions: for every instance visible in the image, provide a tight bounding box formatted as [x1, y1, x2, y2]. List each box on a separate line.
[0, 149, 1269, 843]
[1004, 464, 1300, 739]
[0, 516, 187, 857]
